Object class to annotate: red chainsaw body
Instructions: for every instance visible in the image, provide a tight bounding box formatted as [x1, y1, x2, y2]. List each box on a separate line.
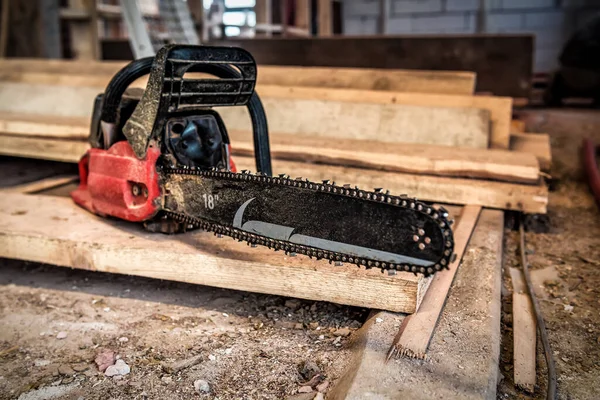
[71, 141, 237, 223]
[71, 141, 162, 222]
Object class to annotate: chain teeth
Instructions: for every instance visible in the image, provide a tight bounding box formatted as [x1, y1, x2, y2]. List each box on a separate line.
[162, 167, 455, 277]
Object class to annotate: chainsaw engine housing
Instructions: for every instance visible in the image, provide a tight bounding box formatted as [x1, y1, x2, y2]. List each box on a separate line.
[72, 45, 271, 225]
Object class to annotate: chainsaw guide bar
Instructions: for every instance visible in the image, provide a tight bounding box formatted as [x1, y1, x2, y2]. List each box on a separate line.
[161, 167, 455, 277]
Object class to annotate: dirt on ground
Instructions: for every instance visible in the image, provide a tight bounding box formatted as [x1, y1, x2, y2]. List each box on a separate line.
[0, 259, 364, 400]
[498, 109, 600, 400]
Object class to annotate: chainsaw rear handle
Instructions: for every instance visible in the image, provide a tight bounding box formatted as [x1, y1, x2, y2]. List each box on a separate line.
[93, 46, 272, 176]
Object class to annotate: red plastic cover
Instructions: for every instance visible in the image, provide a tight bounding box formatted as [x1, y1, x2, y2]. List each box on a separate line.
[71, 141, 162, 222]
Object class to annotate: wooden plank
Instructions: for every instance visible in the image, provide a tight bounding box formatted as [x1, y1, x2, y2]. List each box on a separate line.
[67, 0, 99, 59]
[219, 98, 491, 148]
[509, 267, 537, 393]
[211, 35, 534, 98]
[4, 175, 79, 194]
[0, 112, 89, 139]
[228, 131, 540, 184]
[511, 119, 526, 133]
[258, 66, 475, 95]
[0, 193, 430, 313]
[253, 85, 511, 148]
[331, 209, 503, 399]
[386, 205, 482, 359]
[0, 60, 477, 95]
[0, 136, 549, 213]
[0, 83, 100, 117]
[295, 0, 311, 33]
[0, 135, 88, 163]
[0, 106, 540, 183]
[0, 58, 126, 75]
[0, 110, 539, 183]
[0, 83, 493, 148]
[317, 0, 332, 37]
[510, 132, 552, 171]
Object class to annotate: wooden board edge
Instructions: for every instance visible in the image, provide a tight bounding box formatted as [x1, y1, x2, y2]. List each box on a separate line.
[0, 193, 426, 313]
[509, 267, 537, 393]
[0, 120, 540, 184]
[3, 175, 79, 194]
[386, 205, 482, 359]
[0, 62, 478, 95]
[0, 135, 549, 213]
[510, 132, 552, 171]
[329, 209, 505, 398]
[0, 134, 88, 163]
[255, 85, 513, 149]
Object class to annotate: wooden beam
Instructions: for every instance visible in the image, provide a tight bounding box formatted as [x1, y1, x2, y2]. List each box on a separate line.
[317, 0, 332, 37]
[0, 111, 539, 183]
[510, 132, 552, 171]
[509, 267, 537, 393]
[212, 35, 533, 98]
[295, 0, 311, 34]
[4, 175, 79, 194]
[0, 82, 493, 148]
[511, 119, 526, 133]
[0, 193, 431, 313]
[253, 85, 512, 149]
[0, 136, 549, 213]
[0, 135, 88, 163]
[0, 112, 89, 139]
[228, 131, 541, 184]
[330, 209, 504, 398]
[386, 205, 482, 359]
[67, 0, 99, 60]
[0, 59, 477, 95]
[219, 98, 492, 148]
[0, 112, 539, 183]
[258, 65, 475, 95]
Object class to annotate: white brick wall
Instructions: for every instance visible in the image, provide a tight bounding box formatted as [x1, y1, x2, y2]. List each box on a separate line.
[344, 0, 380, 17]
[344, 16, 378, 35]
[445, 0, 479, 12]
[392, 0, 443, 14]
[499, 0, 555, 10]
[523, 10, 566, 28]
[411, 14, 470, 33]
[486, 12, 525, 32]
[341, 0, 600, 72]
[386, 16, 413, 34]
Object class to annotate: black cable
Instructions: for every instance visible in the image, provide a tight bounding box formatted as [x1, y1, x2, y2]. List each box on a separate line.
[519, 219, 557, 400]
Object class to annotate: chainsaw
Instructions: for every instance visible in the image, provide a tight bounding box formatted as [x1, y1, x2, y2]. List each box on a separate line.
[71, 45, 454, 277]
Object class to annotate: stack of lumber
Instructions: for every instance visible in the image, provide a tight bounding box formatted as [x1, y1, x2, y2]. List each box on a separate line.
[0, 58, 550, 213]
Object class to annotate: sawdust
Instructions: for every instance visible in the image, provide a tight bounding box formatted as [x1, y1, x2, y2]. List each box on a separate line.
[0, 260, 362, 399]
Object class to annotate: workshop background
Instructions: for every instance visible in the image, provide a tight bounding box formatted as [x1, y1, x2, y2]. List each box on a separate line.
[0, 1, 599, 400]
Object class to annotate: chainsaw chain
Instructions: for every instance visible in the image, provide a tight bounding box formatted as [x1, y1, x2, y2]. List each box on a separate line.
[161, 167, 455, 277]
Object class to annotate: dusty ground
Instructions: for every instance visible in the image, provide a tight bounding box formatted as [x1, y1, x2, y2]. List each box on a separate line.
[0, 258, 363, 399]
[498, 109, 600, 400]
